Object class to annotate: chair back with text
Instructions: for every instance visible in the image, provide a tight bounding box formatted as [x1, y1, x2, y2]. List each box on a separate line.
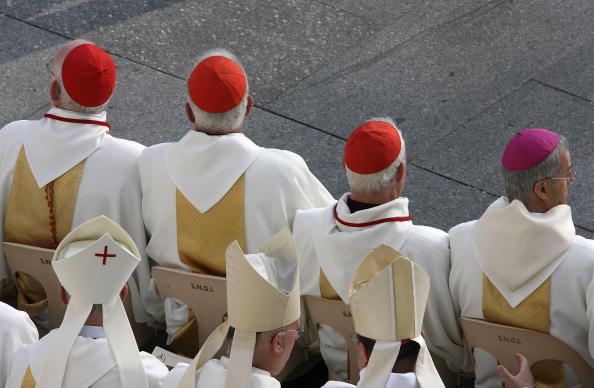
[460, 317, 594, 386]
[4, 241, 155, 346]
[4, 242, 63, 329]
[152, 266, 228, 349]
[302, 295, 359, 384]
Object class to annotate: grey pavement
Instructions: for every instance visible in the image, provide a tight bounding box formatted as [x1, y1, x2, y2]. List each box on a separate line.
[1, 0, 592, 234]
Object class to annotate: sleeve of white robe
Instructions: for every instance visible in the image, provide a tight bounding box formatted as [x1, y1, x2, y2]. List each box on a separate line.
[586, 259, 594, 358]
[0, 296, 38, 387]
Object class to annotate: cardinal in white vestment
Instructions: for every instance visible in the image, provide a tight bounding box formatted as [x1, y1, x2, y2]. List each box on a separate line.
[4, 216, 168, 388]
[161, 229, 302, 388]
[0, 302, 38, 387]
[0, 40, 161, 325]
[449, 128, 594, 387]
[138, 49, 333, 353]
[322, 245, 445, 388]
[293, 118, 464, 378]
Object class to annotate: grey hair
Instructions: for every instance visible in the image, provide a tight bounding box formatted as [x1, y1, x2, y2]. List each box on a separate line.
[52, 60, 110, 114]
[345, 117, 406, 194]
[187, 49, 249, 132]
[502, 135, 569, 203]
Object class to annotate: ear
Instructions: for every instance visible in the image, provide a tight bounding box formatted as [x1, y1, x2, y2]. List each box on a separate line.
[270, 331, 286, 354]
[49, 79, 61, 106]
[356, 342, 369, 370]
[119, 284, 129, 301]
[60, 286, 69, 306]
[244, 95, 254, 117]
[533, 180, 548, 201]
[396, 162, 406, 181]
[184, 102, 196, 124]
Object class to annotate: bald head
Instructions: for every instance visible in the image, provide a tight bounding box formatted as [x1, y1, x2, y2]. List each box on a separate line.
[49, 40, 116, 114]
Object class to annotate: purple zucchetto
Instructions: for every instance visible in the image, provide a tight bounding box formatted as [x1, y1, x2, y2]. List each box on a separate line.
[502, 129, 559, 171]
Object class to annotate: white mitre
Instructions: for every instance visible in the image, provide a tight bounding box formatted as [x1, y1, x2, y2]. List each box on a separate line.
[39, 215, 148, 388]
[178, 228, 300, 388]
[349, 244, 444, 388]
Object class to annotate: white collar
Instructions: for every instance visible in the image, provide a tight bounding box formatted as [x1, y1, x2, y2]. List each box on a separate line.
[219, 356, 271, 376]
[23, 107, 108, 187]
[79, 325, 105, 338]
[312, 195, 413, 302]
[334, 193, 412, 232]
[164, 130, 263, 213]
[474, 197, 575, 307]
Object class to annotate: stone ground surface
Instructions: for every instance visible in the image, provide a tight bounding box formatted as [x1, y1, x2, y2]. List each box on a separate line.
[1, 0, 592, 235]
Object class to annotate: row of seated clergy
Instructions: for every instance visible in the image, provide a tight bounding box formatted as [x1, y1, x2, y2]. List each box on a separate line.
[297, 122, 594, 387]
[0, 39, 332, 341]
[4, 216, 168, 388]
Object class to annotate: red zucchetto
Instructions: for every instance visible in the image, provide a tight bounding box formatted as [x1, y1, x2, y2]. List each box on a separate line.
[502, 128, 559, 171]
[188, 56, 247, 114]
[344, 121, 403, 174]
[61, 43, 116, 107]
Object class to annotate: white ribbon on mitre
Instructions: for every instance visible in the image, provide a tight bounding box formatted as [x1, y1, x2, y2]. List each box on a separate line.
[39, 215, 148, 388]
[179, 228, 300, 388]
[348, 244, 444, 388]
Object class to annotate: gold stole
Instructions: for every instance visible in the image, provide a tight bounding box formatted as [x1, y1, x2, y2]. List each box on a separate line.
[4, 147, 85, 316]
[20, 367, 36, 388]
[483, 276, 563, 387]
[320, 270, 341, 300]
[171, 174, 246, 356]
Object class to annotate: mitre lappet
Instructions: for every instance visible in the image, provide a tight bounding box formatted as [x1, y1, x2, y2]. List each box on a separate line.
[349, 245, 444, 388]
[39, 215, 148, 388]
[178, 228, 300, 388]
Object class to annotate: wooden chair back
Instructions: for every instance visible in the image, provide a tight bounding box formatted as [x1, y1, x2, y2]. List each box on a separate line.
[4, 242, 155, 346]
[152, 266, 228, 349]
[460, 317, 594, 386]
[302, 295, 358, 384]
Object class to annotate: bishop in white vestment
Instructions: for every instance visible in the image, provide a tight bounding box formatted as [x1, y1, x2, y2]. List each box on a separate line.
[162, 229, 302, 388]
[449, 129, 594, 387]
[0, 40, 161, 325]
[322, 245, 445, 388]
[5, 216, 168, 388]
[139, 49, 332, 352]
[0, 302, 38, 387]
[293, 119, 464, 378]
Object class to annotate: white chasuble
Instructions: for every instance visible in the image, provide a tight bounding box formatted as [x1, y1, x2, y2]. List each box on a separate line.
[0, 107, 162, 325]
[139, 130, 333, 343]
[449, 197, 594, 388]
[293, 193, 465, 378]
[0, 302, 38, 388]
[4, 328, 168, 388]
[162, 357, 281, 388]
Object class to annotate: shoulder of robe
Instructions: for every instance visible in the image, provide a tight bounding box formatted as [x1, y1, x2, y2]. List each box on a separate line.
[407, 224, 450, 258]
[0, 119, 28, 141]
[557, 235, 594, 273]
[0, 303, 37, 337]
[139, 351, 169, 386]
[138, 142, 172, 167]
[293, 205, 331, 232]
[252, 148, 310, 176]
[448, 220, 476, 238]
[101, 134, 145, 158]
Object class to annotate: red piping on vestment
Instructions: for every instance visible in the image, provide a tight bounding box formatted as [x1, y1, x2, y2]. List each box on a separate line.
[333, 203, 412, 227]
[44, 113, 111, 130]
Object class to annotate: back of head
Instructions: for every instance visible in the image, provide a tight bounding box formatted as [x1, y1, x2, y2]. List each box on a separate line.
[51, 40, 116, 114]
[344, 118, 406, 195]
[42, 216, 147, 388]
[186, 49, 249, 132]
[501, 128, 569, 204]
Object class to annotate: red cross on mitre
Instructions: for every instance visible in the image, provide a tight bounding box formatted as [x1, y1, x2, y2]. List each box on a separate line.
[94, 245, 117, 265]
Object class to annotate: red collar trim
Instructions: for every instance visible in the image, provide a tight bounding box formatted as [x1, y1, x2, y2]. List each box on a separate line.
[44, 113, 111, 130]
[333, 203, 412, 228]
